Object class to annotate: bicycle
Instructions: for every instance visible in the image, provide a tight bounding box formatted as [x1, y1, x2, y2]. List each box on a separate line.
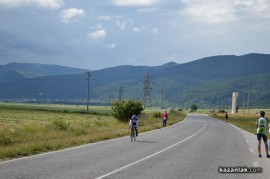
[130, 125, 136, 142]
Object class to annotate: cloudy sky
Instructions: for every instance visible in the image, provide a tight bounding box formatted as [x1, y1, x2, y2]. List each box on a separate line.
[0, 0, 270, 70]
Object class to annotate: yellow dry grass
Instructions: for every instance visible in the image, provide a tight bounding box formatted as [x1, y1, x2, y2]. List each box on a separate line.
[0, 104, 186, 160]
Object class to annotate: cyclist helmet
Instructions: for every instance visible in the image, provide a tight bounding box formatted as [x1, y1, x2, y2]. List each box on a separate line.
[131, 114, 137, 120]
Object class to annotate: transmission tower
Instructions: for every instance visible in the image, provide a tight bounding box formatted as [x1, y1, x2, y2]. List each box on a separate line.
[142, 71, 152, 108]
[119, 86, 124, 101]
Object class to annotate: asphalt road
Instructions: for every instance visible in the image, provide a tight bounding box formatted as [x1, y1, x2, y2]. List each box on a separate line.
[0, 114, 269, 179]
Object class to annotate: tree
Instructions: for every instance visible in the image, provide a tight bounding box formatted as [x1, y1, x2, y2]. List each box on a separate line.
[112, 100, 144, 122]
[190, 104, 198, 112]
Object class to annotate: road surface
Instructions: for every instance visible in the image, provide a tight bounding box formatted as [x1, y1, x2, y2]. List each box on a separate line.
[0, 114, 269, 179]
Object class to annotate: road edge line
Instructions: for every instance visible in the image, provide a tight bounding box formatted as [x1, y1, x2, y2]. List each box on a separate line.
[0, 114, 190, 164]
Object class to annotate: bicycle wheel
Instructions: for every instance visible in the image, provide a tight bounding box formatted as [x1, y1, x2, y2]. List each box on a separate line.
[131, 126, 136, 142]
[133, 127, 136, 142]
[130, 127, 133, 142]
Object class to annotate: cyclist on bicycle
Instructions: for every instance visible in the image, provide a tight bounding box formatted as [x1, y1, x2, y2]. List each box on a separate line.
[129, 114, 139, 136]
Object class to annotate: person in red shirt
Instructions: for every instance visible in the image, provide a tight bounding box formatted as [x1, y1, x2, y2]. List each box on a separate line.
[162, 111, 168, 127]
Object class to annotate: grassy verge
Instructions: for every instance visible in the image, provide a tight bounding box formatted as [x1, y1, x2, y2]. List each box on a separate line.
[0, 102, 110, 115]
[0, 104, 186, 161]
[209, 111, 270, 139]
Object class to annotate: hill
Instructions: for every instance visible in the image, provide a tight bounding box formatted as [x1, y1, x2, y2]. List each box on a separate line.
[0, 62, 84, 78]
[0, 53, 270, 108]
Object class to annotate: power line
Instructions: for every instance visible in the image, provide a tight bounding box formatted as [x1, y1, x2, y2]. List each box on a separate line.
[0, 47, 31, 63]
[0, 26, 56, 64]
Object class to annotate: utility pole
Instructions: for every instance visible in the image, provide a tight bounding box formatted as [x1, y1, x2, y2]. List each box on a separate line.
[160, 89, 163, 109]
[247, 89, 250, 114]
[85, 71, 91, 111]
[242, 89, 246, 116]
[228, 98, 231, 112]
[119, 86, 124, 101]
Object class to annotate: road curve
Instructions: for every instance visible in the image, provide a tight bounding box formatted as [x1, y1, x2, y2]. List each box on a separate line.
[0, 114, 269, 179]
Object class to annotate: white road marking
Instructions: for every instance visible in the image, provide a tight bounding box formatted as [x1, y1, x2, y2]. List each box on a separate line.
[229, 123, 265, 171]
[95, 119, 208, 179]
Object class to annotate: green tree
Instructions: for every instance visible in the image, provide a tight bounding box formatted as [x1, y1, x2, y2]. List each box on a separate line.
[112, 100, 144, 122]
[190, 104, 198, 112]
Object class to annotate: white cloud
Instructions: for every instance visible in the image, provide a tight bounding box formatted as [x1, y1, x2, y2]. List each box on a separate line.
[234, 0, 253, 7]
[113, 0, 158, 6]
[181, 0, 270, 24]
[96, 16, 132, 31]
[181, 1, 236, 24]
[60, 8, 85, 23]
[234, 0, 270, 18]
[97, 15, 122, 21]
[152, 28, 158, 34]
[0, 0, 64, 9]
[107, 43, 117, 48]
[87, 29, 107, 40]
[97, 15, 112, 20]
[115, 20, 128, 30]
[133, 27, 141, 32]
[92, 24, 104, 30]
[137, 7, 160, 12]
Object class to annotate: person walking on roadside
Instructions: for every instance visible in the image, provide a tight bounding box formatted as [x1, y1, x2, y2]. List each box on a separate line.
[256, 111, 270, 158]
[225, 113, 228, 123]
[162, 111, 168, 127]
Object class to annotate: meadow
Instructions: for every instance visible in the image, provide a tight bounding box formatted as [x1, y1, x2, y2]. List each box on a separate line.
[209, 108, 270, 138]
[0, 103, 186, 160]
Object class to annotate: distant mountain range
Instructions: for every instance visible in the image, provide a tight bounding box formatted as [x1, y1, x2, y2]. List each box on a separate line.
[0, 53, 270, 108]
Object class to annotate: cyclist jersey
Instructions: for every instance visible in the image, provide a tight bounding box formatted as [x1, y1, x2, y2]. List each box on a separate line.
[129, 116, 139, 128]
[131, 117, 137, 123]
[129, 120, 138, 127]
[257, 117, 267, 134]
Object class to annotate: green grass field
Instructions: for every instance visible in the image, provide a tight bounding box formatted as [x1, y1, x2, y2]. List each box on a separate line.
[209, 109, 270, 139]
[0, 103, 186, 160]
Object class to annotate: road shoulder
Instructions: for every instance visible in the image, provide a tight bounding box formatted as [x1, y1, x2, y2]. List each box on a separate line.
[229, 123, 270, 175]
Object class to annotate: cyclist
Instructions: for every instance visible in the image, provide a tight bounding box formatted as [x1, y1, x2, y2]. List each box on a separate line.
[129, 114, 139, 137]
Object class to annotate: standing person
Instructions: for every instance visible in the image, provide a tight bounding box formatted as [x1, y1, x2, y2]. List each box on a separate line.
[129, 114, 139, 136]
[162, 111, 168, 127]
[225, 113, 228, 123]
[256, 111, 270, 158]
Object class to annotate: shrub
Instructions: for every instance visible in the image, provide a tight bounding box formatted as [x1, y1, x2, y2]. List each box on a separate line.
[0, 134, 14, 146]
[170, 109, 176, 113]
[52, 120, 69, 131]
[190, 104, 198, 112]
[217, 109, 226, 113]
[112, 100, 144, 122]
[153, 112, 161, 118]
